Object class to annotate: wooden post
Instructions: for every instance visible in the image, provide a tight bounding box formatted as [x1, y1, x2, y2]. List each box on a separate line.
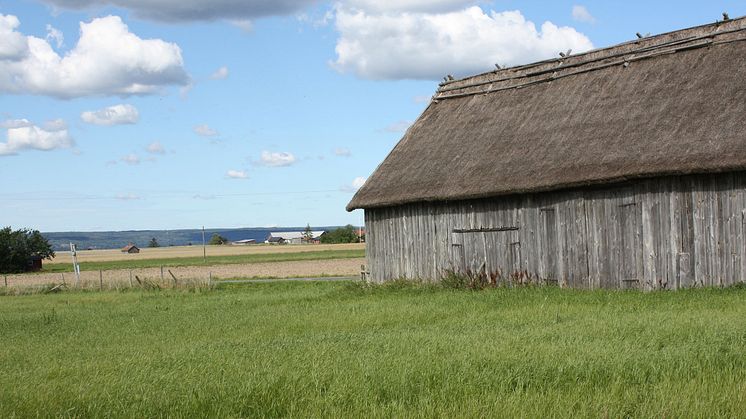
[208, 271, 212, 286]
[3, 275, 6, 287]
[129, 270, 133, 287]
[168, 269, 177, 286]
[160, 266, 164, 281]
[202, 226, 207, 263]
[99, 270, 103, 290]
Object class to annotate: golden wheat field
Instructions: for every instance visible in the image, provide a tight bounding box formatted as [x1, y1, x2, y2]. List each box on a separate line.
[47, 243, 365, 264]
[1, 243, 366, 289]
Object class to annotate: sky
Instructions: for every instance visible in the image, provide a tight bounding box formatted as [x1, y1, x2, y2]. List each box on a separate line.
[1, 0, 745, 232]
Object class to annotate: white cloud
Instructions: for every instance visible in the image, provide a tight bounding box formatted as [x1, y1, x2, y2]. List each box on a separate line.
[352, 176, 367, 189]
[44, 118, 67, 131]
[384, 120, 412, 133]
[341, 176, 367, 192]
[0, 15, 28, 61]
[572, 4, 596, 23]
[115, 193, 140, 200]
[571, 5, 595, 23]
[0, 14, 188, 98]
[332, 7, 593, 80]
[210, 66, 229, 80]
[343, 0, 475, 13]
[413, 95, 431, 104]
[45, 24, 64, 48]
[193, 124, 219, 137]
[179, 82, 194, 99]
[120, 153, 140, 165]
[297, 9, 334, 28]
[0, 121, 74, 156]
[39, 0, 317, 22]
[146, 141, 165, 154]
[226, 169, 249, 179]
[334, 147, 351, 157]
[0, 119, 33, 129]
[81, 104, 139, 126]
[231, 19, 254, 32]
[259, 151, 296, 167]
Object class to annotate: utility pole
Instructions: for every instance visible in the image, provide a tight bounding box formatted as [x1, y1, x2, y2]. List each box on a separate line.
[202, 226, 206, 263]
[70, 243, 81, 286]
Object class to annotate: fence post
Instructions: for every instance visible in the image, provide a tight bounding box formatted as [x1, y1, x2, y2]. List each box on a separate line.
[129, 270, 133, 287]
[99, 270, 103, 290]
[208, 271, 212, 287]
[3, 275, 6, 287]
[160, 266, 164, 281]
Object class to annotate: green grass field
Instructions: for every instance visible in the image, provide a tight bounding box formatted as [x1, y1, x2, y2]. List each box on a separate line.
[37, 248, 365, 273]
[2, 281, 746, 417]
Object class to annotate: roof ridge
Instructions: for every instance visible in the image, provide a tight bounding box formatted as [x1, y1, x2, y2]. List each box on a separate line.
[434, 15, 746, 100]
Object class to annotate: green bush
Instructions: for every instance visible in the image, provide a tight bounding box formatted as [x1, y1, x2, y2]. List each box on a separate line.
[0, 227, 55, 274]
[319, 225, 361, 244]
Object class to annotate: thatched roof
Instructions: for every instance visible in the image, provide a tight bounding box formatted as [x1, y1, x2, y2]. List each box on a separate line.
[348, 17, 746, 211]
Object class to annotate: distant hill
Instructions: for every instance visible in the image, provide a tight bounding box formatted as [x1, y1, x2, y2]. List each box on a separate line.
[42, 226, 357, 251]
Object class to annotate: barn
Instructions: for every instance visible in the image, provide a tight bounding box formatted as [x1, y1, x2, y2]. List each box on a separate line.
[347, 17, 746, 290]
[121, 244, 140, 254]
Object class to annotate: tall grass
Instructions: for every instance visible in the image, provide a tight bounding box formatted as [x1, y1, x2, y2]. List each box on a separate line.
[1, 281, 746, 417]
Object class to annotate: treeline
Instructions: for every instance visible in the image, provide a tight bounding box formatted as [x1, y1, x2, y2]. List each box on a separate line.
[320, 225, 363, 244]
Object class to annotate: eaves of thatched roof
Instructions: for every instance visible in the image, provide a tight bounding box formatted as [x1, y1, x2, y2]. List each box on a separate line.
[347, 16, 746, 211]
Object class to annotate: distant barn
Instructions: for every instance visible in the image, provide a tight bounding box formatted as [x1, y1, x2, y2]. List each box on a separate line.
[265, 231, 325, 244]
[348, 17, 746, 290]
[121, 244, 140, 254]
[27, 255, 43, 272]
[231, 239, 257, 245]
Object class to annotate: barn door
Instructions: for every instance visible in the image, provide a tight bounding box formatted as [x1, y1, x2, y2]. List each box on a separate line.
[452, 227, 521, 282]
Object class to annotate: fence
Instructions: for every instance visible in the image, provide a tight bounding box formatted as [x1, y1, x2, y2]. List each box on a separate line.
[3, 266, 216, 292]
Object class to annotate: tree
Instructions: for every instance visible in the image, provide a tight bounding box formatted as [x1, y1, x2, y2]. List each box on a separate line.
[209, 233, 228, 245]
[148, 237, 160, 248]
[303, 223, 314, 243]
[0, 227, 55, 274]
[319, 225, 359, 244]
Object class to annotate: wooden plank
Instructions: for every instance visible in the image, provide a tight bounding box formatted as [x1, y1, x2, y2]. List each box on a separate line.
[678, 177, 696, 288]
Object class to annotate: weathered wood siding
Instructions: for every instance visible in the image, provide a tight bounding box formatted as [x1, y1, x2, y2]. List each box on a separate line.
[364, 173, 746, 290]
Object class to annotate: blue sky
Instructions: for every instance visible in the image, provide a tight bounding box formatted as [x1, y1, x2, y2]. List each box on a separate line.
[1, 0, 744, 232]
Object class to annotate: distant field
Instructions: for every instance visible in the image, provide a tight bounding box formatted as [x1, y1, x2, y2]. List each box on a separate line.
[34, 243, 365, 273]
[50, 243, 365, 263]
[2, 282, 746, 417]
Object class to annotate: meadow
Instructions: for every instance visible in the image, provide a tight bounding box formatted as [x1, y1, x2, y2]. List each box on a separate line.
[1, 281, 746, 417]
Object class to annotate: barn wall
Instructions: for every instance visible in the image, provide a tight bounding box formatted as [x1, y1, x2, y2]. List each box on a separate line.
[364, 172, 746, 290]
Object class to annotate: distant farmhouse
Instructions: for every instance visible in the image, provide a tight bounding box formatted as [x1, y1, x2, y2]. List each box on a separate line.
[231, 239, 257, 245]
[121, 244, 140, 254]
[265, 231, 325, 244]
[348, 17, 746, 290]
